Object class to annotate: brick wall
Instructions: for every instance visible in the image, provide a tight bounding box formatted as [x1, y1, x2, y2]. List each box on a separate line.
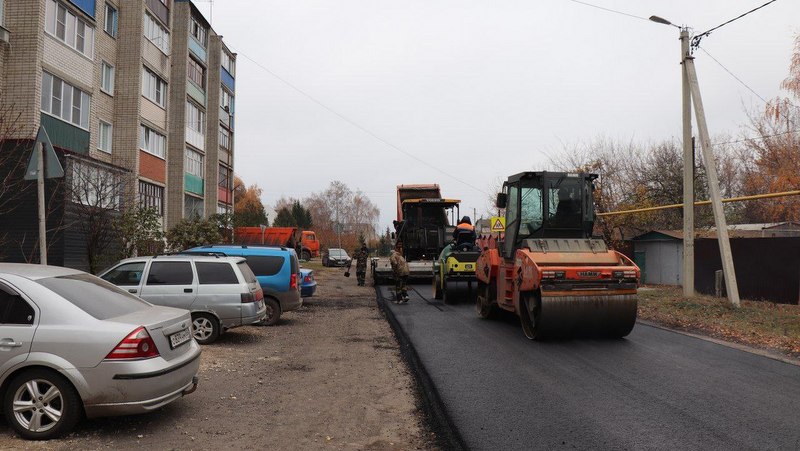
[91, 0, 119, 165]
[139, 149, 166, 183]
[1, 0, 45, 138]
[205, 33, 221, 215]
[166, 1, 189, 228]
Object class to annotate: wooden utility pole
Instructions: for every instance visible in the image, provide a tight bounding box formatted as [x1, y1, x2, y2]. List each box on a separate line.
[684, 54, 741, 307]
[680, 28, 694, 296]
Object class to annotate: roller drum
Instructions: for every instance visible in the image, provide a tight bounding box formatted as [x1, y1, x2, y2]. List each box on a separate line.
[526, 292, 638, 339]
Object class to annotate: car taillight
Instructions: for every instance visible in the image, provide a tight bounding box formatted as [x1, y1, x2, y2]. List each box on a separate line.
[304, 275, 312, 283]
[106, 327, 159, 360]
[290, 273, 298, 289]
[241, 288, 264, 303]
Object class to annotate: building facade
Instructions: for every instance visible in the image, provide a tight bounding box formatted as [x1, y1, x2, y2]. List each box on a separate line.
[0, 0, 235, 268]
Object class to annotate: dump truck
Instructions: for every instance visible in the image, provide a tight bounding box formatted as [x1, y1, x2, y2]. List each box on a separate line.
[475, 171, 640, 339]
[372, 184, 460, 284]
[234, 227, 320, 260]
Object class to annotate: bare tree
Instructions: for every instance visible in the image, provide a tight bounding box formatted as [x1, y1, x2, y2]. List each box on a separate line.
[0, 104, 35, 254]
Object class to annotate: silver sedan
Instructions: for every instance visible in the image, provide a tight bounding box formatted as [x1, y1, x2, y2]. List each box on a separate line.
[0, 264, 201, 440]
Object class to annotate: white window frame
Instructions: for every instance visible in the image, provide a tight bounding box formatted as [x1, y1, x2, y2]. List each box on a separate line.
[70, 160, 120, 210]
[190, 17, 207, 47]
[185, 148, 204, 178]
[143, 12, 170, 54]
[221, 50, 235, 76]
[140, 124, 166, 159]
[104, 3, 118, 38]
[186, 101, 205, 134]
[44, 0, 94, 58]
[184, 194, 204, 219]
[98, 120, 113, 153]
[40, 71, 91, 130]
[101, 61, 114, 95]
[142, 67, 167, 108]
[220, 89, 233, 112]
[219, 126, 231, 150]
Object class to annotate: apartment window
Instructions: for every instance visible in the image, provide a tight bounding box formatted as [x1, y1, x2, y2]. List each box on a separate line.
[185, 195, 204, 219]
[41, 72, 90, 129]
[217, 203, 231, 215]
[187, 57, 205, 89]
[219, 126, 231, 150]
[70, 160, 120, 209]
[190, 17, 207, 47]
[140, 125, 166, 158]
[101, 61, 114, 94]
[44, 0, 94, 58]
[104, 3, 117, 38]
[186, 101, 204, 134]
[220, 89, 233, 113]
[143, 12, 170, 54]
[221, 50, 235, 76]
[142, 67, 167, 108]
[185, 148, 204, 178]
[139, 180, 164, 215]
[98, 121, 112, 153]
[218, 165, 231, 189]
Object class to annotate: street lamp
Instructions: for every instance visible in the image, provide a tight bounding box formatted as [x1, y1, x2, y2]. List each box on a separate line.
[650, 15, 695, 298]
[649, 14, 741, 306]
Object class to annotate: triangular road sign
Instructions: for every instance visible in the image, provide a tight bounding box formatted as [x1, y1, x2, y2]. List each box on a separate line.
[24, 126, 64, 180]
[490, 216, 506, 232]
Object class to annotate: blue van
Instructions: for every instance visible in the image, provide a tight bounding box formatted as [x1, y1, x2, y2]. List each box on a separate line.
[184, 245, 302, 325]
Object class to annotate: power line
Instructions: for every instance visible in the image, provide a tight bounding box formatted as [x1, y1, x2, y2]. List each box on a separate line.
[565, 0, 650, 22]
[233, 52, 491, 197]
[698, 47, 769, 104]
[713, 129, 798, 146]
[692, 0, 780, 49]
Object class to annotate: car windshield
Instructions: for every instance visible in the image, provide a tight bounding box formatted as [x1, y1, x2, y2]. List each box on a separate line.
[37, 273, 152, 320]
[330, 249, 346, 257]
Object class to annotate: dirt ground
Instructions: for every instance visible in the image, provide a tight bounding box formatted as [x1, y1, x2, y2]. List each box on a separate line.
[0, 264, 435, 450]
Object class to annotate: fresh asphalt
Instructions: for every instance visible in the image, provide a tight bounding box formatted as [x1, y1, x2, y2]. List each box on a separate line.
[379, 284, 800, 451]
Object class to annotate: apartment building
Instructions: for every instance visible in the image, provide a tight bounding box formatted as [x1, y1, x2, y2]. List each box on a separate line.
[0, 0, 236, 269]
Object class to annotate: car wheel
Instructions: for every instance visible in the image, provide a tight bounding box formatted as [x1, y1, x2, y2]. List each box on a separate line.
[301, 250, 311, 261]
[192, 313, 220, 345]
[262, 298, 281, 326]
[3, 368, 82, 440]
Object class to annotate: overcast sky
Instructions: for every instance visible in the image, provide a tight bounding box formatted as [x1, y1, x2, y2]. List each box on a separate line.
[196, 0, 799, 231]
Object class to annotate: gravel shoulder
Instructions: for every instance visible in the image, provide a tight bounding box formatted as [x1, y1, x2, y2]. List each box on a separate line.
[0, 264, 434, 450]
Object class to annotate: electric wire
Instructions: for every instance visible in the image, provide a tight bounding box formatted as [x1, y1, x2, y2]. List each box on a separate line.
[565, 0, 650, 22]
[693, 0, 780, 46]
[234, 51, 492, 197]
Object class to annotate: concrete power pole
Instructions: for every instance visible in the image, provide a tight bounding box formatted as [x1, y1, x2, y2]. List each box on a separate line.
[684, 54, 741, 307]
[37, 141, 47, 265]
[680, 29, 694, 296]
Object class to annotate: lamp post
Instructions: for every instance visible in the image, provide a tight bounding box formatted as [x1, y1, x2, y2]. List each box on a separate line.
[649, 15, 740, 307]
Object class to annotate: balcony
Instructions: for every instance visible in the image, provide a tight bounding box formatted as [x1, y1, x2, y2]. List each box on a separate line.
[184, 173, 204, 195]
[185, 127, 204, 151]
[221, 67, 235, 91]
[188, 38, 206, 62]
[40, 114, 89, 155]
[187, 81, 206, 106]
[145, 0, 169, 27]
[218, 187, 232, 204]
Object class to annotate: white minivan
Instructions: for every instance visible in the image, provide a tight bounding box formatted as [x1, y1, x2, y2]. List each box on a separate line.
[100, 255, 266, 344]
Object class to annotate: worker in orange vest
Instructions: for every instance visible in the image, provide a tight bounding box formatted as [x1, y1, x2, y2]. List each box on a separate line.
[453, 216, 475, 244]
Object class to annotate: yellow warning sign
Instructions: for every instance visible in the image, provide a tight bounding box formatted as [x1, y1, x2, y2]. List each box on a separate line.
[490, 216, 506, 232]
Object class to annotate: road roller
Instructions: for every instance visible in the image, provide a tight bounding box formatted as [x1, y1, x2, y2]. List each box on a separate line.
[475, 171, 640, 339]
[433, 240, 481, 304]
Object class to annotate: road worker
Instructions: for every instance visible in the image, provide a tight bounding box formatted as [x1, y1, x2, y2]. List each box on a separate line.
[389, 245, 410, 303]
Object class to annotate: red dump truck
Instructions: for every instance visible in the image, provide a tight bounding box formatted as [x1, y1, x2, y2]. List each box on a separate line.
[234, 227, 320, 260]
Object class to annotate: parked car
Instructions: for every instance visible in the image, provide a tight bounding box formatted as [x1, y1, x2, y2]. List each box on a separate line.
[322, 248, 351, 267]
[0, 263, 201, 440]
[300, 268, 316, 297]
[100, 255, 266, 344]
[183, 245, 302, 326]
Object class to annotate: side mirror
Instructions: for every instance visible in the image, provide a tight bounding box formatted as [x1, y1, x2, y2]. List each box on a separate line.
[496, 193, 507, 209]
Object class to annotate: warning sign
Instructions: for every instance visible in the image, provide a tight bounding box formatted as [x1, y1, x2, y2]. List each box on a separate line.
[490, 216, 506, 232]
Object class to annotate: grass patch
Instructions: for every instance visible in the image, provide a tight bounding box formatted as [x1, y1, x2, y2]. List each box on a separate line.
[638, 286, 800, 358]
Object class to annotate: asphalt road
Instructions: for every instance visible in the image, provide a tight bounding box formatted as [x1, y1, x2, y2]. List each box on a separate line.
[380, 284, 800, 451]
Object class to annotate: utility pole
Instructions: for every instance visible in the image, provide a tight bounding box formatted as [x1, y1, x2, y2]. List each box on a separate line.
[37, 141, 47, 265]
[680, 28, 694, 296]
[684, 54, 740, 307]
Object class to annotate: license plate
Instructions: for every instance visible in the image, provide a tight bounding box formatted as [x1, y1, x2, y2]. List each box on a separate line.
[464, 264, 473, 269]
[169, 328, 192, 349]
